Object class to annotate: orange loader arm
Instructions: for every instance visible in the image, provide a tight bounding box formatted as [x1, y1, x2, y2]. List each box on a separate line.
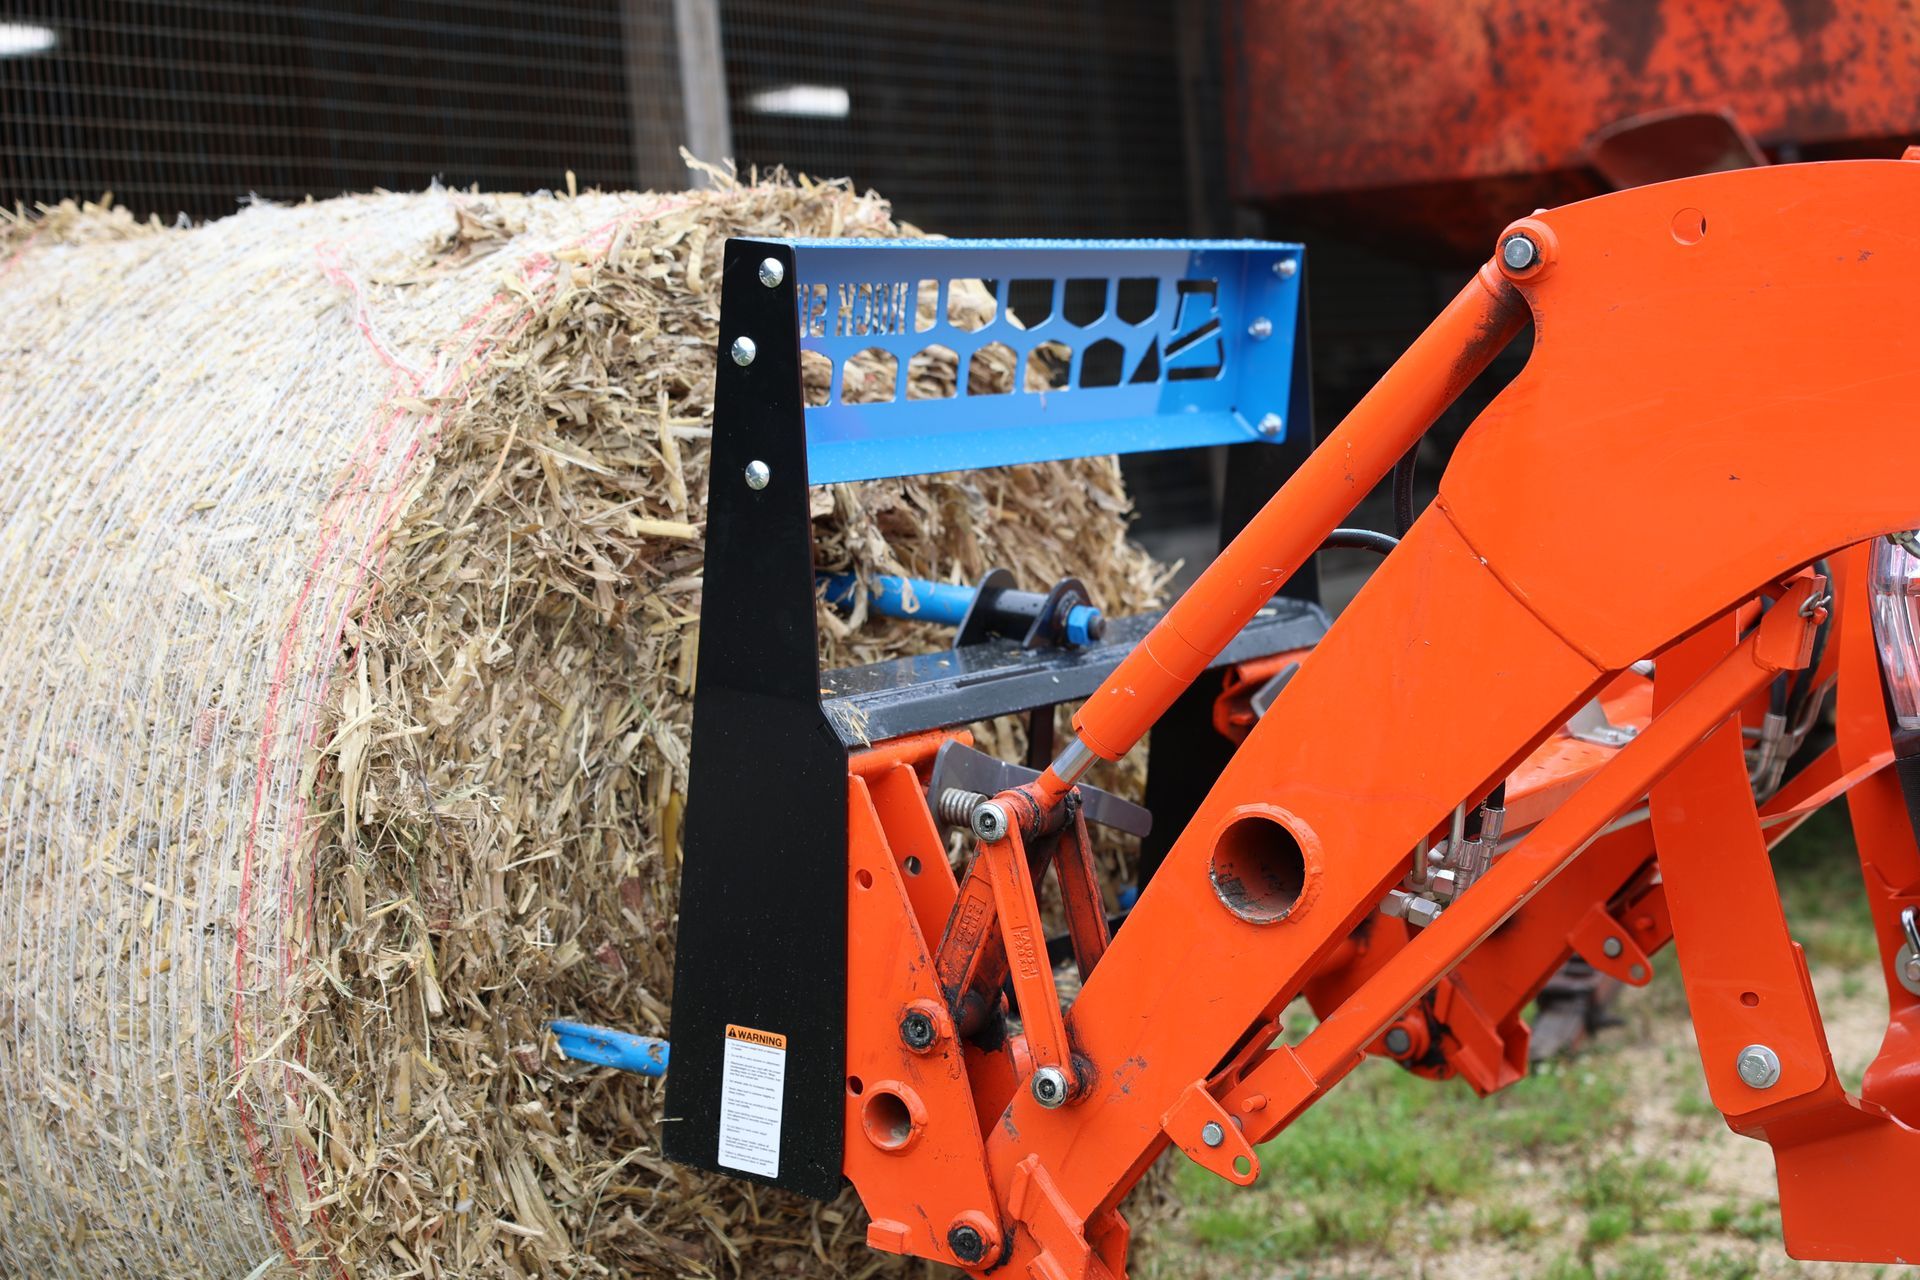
[843, 155, 1920, 1277]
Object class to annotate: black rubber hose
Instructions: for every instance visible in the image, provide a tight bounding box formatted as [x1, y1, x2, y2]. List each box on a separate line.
[1390, 443, 1418, 537]
[1321, 527, 1401, 557]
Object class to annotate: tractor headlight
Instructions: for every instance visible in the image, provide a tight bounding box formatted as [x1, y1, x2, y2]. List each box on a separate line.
[1870, 533, 1920, 732]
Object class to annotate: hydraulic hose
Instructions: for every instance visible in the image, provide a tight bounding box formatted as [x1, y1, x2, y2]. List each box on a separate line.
[1390, 445, 1418, 537]
[1321, 528, 1400, 557]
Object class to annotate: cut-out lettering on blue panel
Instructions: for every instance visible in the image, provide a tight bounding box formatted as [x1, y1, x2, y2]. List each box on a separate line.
[778, 239, 1304, 484]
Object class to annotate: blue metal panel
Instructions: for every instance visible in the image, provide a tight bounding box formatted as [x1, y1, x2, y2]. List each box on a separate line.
[780, 239, 1304, 484]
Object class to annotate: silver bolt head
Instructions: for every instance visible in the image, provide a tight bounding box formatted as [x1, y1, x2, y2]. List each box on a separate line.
[1247, 316, 1273, 341]
[1905, 954, 1920, 984]
[1031, 1066, 1069, 1108]
[1501, 234, 1539, 271]
[1200, 1121, 1225, 1148]
[1273, 258, 1297, 279]
[743, 459, 770, 490]
[757, 256, 785, 288]
[1736, 1043, 1781, 1089]
[730, 335, 758, 366]
[970, 801, 1009, 843]
[1256, 413, 1283, 438]
[1601, 936, 1624, 959]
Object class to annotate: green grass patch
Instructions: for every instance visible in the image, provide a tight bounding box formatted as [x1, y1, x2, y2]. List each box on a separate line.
[1585, 1207, 1632, 1246]
[1686, 1251, 1759, 1280]
[1771, 805, 1877, 969]
[1545, 1254, 1598, 1280]
[1604, 1245, 1671, 1280]
[1483, 1061, 1630, 1151]
[1706, 1199, 1779, 1242]
[1575, 1155, 1682, 1231]
[1476, 1201, 1535, 1242]
[1175, 1058, 1492, 1257]
[1657, 1206, 1696, 1233]
[1168, 1027, 1643, 1266]
[1672, 1087, 1718, 1120]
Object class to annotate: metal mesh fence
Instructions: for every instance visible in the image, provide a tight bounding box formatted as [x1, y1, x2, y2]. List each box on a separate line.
[0, 0, 681, 220]
[721, 0, 1194, 238]
[3, 1, 1200, 233]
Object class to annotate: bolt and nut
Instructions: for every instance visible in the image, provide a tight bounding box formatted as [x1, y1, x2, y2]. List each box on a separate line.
[743, 459, 771, 490]
[1383, 1025, 1413, 1057]
[1273, 258, 1297, 279]
[1501, 234, 1539, 272]
[900, 1010, 937, 1052]
[1256, 412, 1283, 438]
[970, 800, 1010, 843]
[947, 1224, 988, 1264]
[1601, 936, 1624, 959]
[730, 335, 757, 366]
[1247, 316, 1273, 340]
[757, 256, 785, 288]
[1030, 1065, 1070, 1108]
[1736, 1043, 1781, 1089]
[1200, 1121, 1225, 1148]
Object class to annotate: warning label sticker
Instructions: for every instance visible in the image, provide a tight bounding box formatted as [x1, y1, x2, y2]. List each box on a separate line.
[717, 1023, 787, 1178]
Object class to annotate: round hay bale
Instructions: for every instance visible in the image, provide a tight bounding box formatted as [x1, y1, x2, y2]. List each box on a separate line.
[0, 174, 1168, 1278]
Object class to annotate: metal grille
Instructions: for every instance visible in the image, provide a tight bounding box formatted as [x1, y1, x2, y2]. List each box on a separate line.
[4, 1, 1201, 236]
[0, 0, 681, 220]
[721, 0, 1194, 238]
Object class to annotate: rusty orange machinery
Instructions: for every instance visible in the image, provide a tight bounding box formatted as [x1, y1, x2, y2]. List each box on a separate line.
[1223, 0, 1920, 256]
[831, 156, 1920, 1276]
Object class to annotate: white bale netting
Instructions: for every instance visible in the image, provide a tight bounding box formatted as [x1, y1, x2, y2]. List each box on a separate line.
[0, 180, 1168, 1278]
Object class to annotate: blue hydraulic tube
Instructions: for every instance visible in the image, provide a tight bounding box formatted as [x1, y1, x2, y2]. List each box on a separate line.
[550, 1020, 670, 1077]
[818, 572, 977, 626]
[820, 572, 1106, 645]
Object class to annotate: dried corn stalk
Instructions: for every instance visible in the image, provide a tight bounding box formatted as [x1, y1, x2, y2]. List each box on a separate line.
[0, 172, 1170, 1280]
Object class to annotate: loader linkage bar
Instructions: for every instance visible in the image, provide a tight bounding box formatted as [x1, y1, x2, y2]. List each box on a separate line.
[661, 157, 1920, 1275]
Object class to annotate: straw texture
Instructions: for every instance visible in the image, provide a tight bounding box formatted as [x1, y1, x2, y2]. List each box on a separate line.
[0, 174, 1168, 1278]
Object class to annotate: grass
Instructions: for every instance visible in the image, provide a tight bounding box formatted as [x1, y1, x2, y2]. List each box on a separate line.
[1770, 805, 1877, 969]
[1161, 1050, 1636, 1270]
[1175, 1060, 1494, 1258]
[1706, 1200, 1779, 1243]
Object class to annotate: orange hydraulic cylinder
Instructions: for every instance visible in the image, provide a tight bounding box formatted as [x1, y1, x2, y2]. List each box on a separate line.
[1062, 263, 1527, 769]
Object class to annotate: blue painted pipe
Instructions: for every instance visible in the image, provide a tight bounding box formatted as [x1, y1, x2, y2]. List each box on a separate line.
[819, 572, 976, 625]
[819, 572, 1106, 646]
[551, 1020, 670, 1077]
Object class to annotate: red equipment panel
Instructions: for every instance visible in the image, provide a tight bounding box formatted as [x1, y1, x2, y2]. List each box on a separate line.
[1225, 0, 1920, 253]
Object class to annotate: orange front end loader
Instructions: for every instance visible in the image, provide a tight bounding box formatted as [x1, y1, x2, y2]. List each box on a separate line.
[642, 155, 1920, 1276]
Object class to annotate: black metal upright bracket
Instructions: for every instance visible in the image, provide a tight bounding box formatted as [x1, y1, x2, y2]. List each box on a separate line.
[662, 241, 849, 1200]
